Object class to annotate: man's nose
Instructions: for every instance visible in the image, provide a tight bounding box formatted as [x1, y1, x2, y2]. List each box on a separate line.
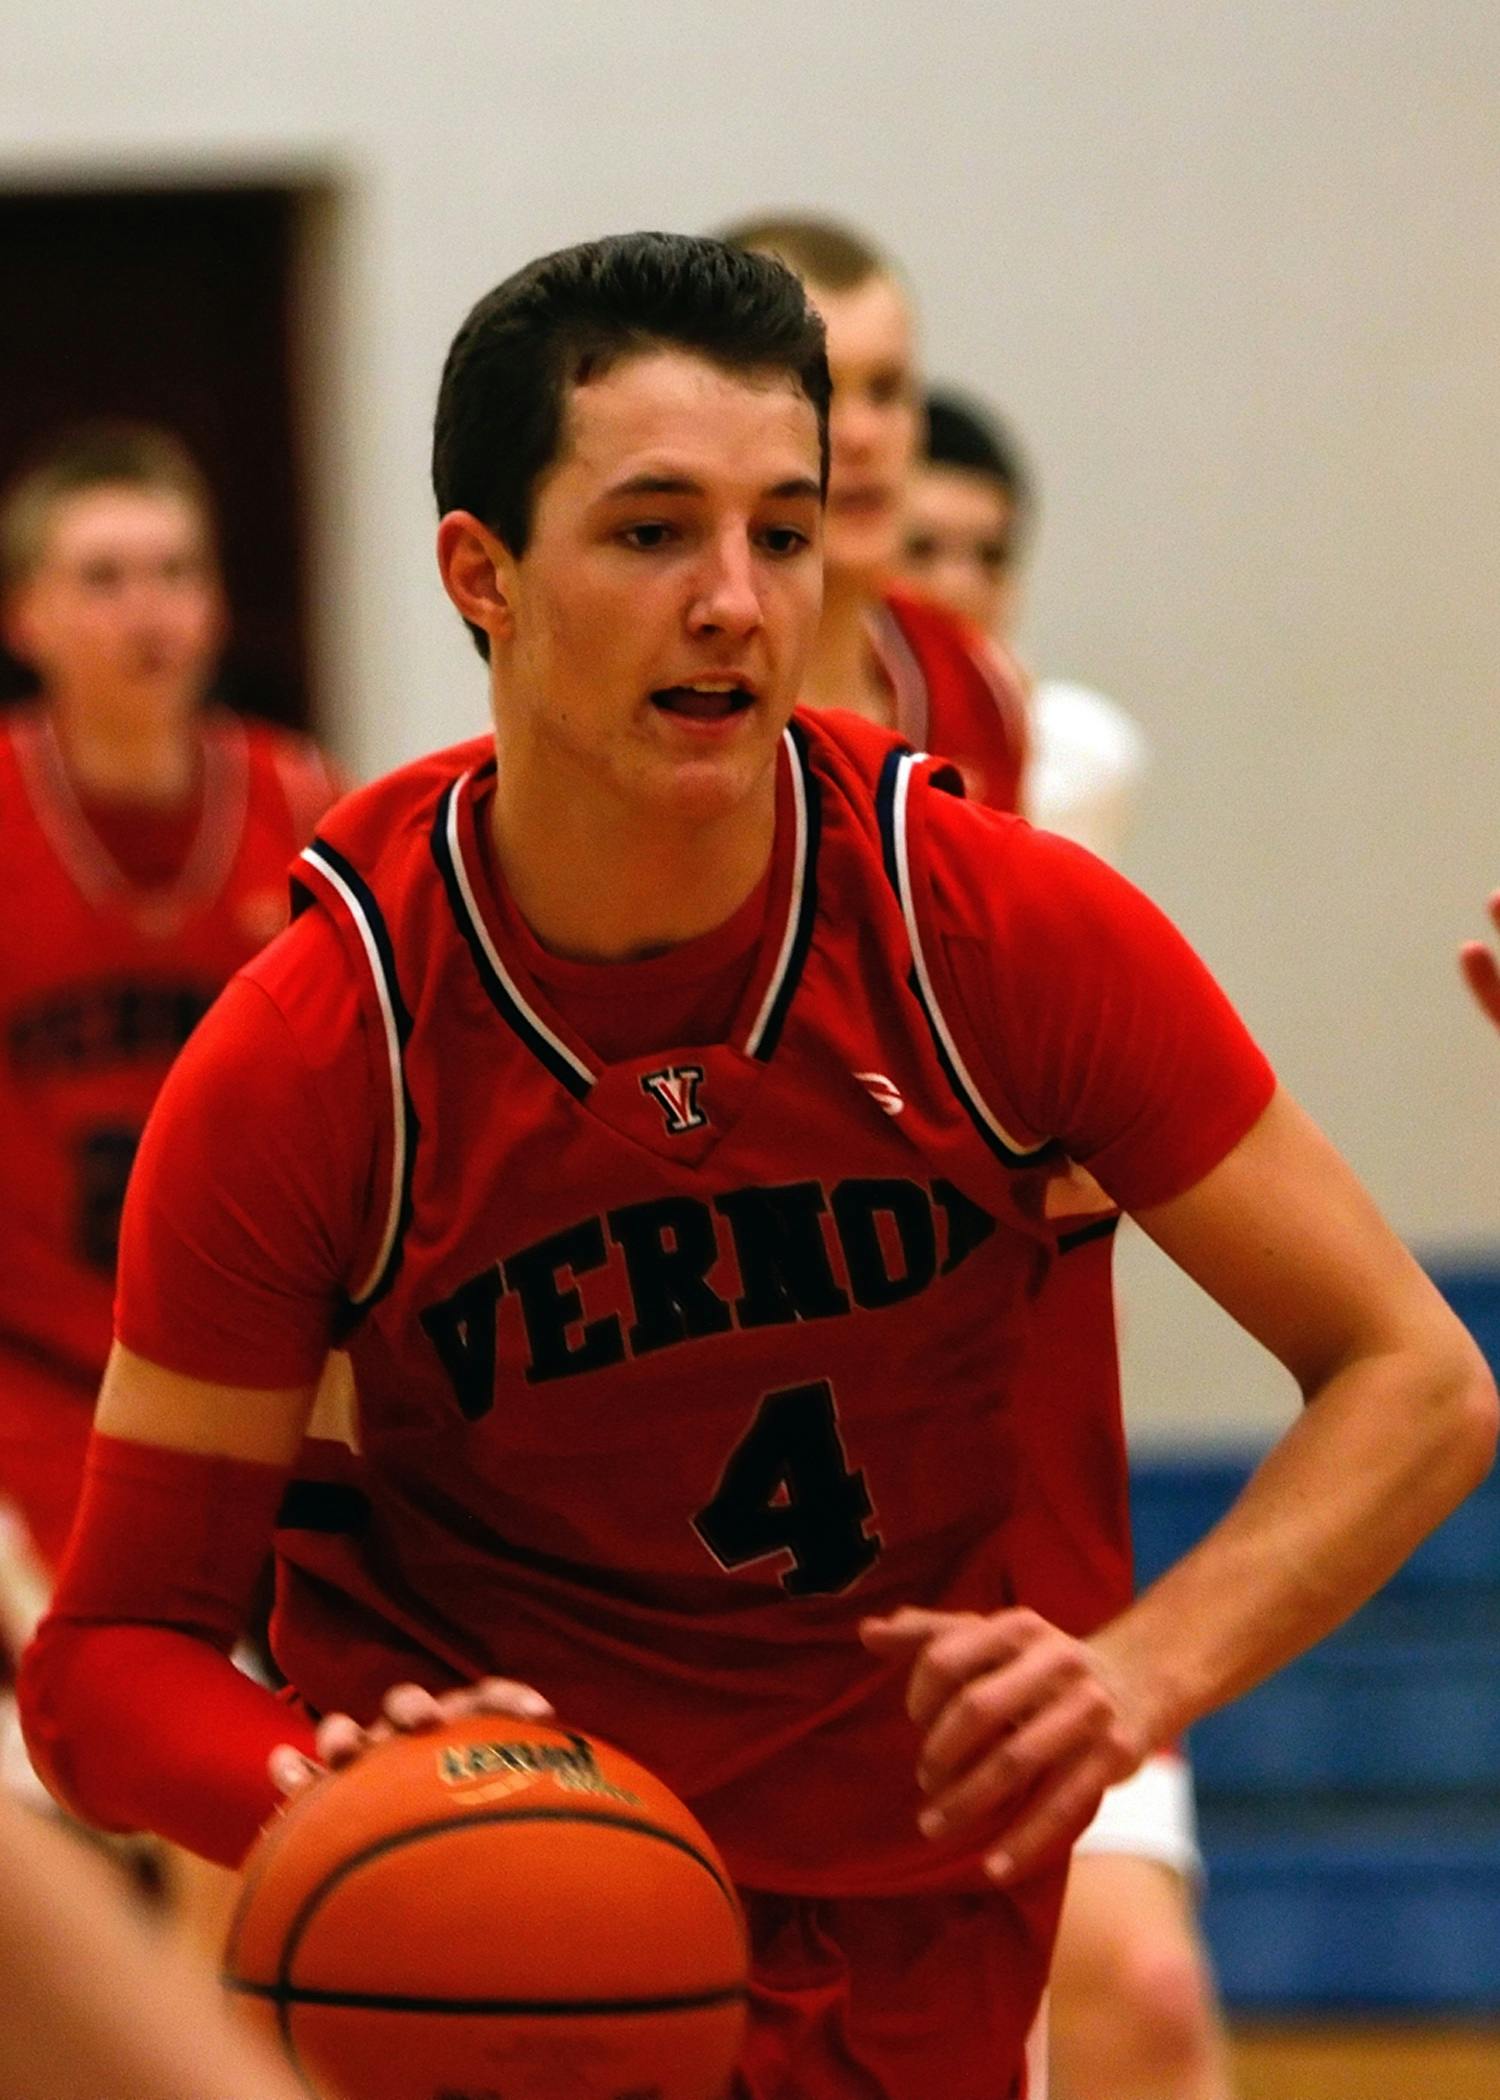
[831, 394, 879, 458]
[688, 533, 763, 637]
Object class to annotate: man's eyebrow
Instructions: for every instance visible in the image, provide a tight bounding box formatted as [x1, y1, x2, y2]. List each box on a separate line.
[600, 472, 823, 502]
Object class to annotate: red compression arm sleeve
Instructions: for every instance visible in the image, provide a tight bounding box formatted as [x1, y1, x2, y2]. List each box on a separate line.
[17, 1434, 317, 1867]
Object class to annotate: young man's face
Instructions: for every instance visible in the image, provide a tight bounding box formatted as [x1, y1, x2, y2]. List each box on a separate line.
[899, 463, 1021, 639]
[3, 484, 225, 719]
[807, 272, 921, 588]
[475, 347, 824, 827]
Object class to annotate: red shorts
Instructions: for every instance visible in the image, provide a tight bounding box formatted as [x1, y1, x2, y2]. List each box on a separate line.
[735, 1884, 1059, 2099]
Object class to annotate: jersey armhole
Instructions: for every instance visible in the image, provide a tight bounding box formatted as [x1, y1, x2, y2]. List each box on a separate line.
[293, 841, 418, 1322]
[875, 747, 1057, 1172]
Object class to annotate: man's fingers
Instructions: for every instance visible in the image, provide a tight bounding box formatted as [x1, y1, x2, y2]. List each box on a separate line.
[859, 1607, 975, 1651]
[919, 1675, 1120, 1837]
[380, 1682, 445, 1732]
[900, 1609, 1056, 1733]
[984, 1747, 1120, 1883]
[915, 1633, 1098, 1792]
[302, 1679, 558, 1783]
[314, 1712, 368, 1768]
[267, 1743, 325, 1798]
[435, 1676, 554, 1722]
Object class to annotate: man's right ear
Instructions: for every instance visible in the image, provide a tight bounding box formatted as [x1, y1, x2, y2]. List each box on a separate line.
[436, 512, 515, 645]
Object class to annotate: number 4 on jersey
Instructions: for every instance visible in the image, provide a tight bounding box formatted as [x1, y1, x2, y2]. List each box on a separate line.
[693, 1380, 882, 1596]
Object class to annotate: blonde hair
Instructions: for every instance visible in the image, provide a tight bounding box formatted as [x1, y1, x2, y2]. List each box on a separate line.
[717, 213, 892, 294]
[0, 422, 214, 591]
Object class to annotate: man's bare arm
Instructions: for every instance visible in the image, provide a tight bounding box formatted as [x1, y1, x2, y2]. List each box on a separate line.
[865, 1087, 1496, 1877]
[0, 1790, 308, 2100]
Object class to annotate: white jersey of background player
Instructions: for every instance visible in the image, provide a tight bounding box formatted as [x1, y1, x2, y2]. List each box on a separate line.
[899, 388, 1236, 2100]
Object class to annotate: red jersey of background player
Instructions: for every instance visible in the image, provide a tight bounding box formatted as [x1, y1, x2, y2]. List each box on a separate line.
[0, 702, 339, 1563]
[868, 583, 1028, 814]
[106, 708, 1271, 2059]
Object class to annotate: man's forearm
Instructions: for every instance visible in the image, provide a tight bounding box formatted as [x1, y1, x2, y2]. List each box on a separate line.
[1092, 1343, 1496, 1747]
[21, 1619, 308, 1866]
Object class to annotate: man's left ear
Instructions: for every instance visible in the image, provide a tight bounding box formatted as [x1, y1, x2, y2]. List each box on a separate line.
[436, 512, 515, 644]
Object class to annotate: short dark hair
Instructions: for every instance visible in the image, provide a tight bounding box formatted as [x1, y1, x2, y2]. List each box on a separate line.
[433, 232, 831, 658]
[717, 213, 890, 294]
[0, 420, 214, 593]
[923, 390, 1036, 538]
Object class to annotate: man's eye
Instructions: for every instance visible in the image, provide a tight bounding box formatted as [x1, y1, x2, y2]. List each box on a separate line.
[979, 542, 1014, 574]
[759, 527, 809, 557]
[620, 522, 675, 550]
[79, 563, 123, 590]
[904, 534, 938, 563]
[869, 372, 912, 408]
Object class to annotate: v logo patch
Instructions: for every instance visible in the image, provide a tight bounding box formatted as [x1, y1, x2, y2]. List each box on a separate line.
[640, 1062, 708, 1135]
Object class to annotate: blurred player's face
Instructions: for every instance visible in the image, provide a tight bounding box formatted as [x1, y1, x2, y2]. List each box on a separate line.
[3, 485, 224, 722]
[899, 464, 1021, 638]
[809, 273, 921, 587]
[452, 348, 823, 829]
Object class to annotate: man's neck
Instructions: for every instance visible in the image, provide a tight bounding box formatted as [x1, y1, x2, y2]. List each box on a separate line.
[488, 747, 778, 966]
[799, 568, 894, 728]
[47, 690, 201, 805]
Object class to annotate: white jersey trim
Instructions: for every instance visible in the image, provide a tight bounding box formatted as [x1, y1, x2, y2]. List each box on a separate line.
[297, 840, 409, 1307]
[443, 774, 598, 1090]
[742, 726, 810, 1058]
[886, 752, 1050, 1163]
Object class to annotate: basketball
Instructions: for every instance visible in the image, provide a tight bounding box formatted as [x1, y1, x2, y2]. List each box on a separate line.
[223, 1716, 749, 2100]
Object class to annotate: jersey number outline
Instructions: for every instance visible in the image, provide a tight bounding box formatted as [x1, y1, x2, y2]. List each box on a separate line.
[693, 1379, 882, 1596]
[73, 1125, 141, 1275]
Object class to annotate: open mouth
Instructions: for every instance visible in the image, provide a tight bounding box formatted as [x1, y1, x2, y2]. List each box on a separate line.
[650, 682, 757, 722]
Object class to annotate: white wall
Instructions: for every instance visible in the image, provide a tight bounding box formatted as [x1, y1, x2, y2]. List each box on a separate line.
[3, 1, 1496, 1438]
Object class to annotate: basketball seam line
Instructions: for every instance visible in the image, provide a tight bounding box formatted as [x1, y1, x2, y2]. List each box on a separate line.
[222, 1981, 748, 2017]
[227, 1801, 745, 2071]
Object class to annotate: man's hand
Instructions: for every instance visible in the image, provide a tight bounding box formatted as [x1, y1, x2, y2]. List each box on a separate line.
[860, 1606, 1148, 1883]
[267, 1677, 555, 1799]
[1460, 889, 1500, 1033]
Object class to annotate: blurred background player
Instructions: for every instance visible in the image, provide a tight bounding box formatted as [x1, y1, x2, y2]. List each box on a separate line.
[0, 422, 340, 1892]
[719, 216, 1030, 816]
[0, 1784, 307, 2100]
[901, 389, 1147, 862]
[899, 386, 1234, 2100]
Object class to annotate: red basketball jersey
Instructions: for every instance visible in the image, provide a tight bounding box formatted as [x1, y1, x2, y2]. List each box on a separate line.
[868, 585, 1029, 814]
[215, 714, 1271, 1923]
[0, 703, 339, 1558]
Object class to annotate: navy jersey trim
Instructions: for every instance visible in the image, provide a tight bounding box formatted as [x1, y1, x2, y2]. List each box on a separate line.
[876, 750, 1057, 1171]
[430, 774, 595, 1102]
[297, 837, 421, 1310]
[1057, 1213, 1120, 1255]
[276, 1479, 372, 1534]
[743, 722, 821, 1062]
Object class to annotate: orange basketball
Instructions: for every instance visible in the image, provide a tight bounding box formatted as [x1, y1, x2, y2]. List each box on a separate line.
[223, 1715, 748, 2100]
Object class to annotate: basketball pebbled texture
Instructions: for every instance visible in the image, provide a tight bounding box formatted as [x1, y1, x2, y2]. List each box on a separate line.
[223, 1715, 749, 2100]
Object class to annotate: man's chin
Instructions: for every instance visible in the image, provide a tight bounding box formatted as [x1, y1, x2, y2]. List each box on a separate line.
[635, 725, 781, 827]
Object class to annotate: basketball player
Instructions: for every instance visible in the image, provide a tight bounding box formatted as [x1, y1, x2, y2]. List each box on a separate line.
[0, 422, 340, 1576]
[1461, 890, 1500, 1032]
[0, 1786, 305, 2100]
[901, 389, 1147, 858]
[718, 216, 1030, 814]
[19, 237, 1495, 2100]
[0, 424, 339, 1909]
[899, 389, 1233, 2099]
